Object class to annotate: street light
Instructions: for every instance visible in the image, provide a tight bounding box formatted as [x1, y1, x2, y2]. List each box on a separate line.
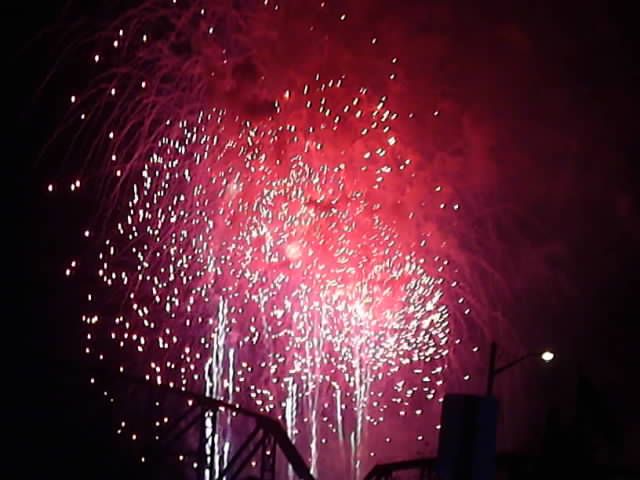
[541, 350, 554, 363]
[485, 342, 554, 396]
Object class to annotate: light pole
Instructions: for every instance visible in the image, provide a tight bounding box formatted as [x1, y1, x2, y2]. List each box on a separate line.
[485, 341, 554, 396]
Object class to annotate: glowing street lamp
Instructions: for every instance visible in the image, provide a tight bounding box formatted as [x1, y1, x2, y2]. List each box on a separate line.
[485, 342, 554, 396]
[541, 350, 554, 363]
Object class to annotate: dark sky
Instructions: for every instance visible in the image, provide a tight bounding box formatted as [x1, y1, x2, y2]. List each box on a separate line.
[9, 2, 146, 478]
[8, 1, 640, 478]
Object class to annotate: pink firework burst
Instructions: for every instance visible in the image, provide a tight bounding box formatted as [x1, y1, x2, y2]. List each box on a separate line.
[61, 0, 503, 477]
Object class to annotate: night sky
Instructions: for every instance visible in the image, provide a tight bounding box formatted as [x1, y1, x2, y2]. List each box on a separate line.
[9, 1, 640, 478]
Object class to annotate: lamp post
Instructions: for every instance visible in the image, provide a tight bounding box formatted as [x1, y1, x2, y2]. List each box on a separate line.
[485, 341, 554, 396]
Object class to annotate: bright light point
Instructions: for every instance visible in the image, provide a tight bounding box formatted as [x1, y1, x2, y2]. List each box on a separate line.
[93, 54, 100, 63]
[339, 13, 347, 21]
[285, 242, 302, 261]
[541, 350, 554, 363]
[70, 95, 76, 103]
[47, 184, 54, 192]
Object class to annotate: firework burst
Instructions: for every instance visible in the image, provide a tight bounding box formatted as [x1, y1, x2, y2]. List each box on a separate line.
[58, 0, 505, 477]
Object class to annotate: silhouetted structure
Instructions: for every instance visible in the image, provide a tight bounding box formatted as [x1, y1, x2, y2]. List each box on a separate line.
[437, 394, 498, 480]
[86, 365, 314, 480]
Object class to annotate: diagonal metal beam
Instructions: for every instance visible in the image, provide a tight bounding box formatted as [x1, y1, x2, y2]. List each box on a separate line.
[217, 425, 263, 479]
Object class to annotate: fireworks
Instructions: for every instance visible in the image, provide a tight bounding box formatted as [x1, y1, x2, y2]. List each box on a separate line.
[57, 0, 495, 477]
